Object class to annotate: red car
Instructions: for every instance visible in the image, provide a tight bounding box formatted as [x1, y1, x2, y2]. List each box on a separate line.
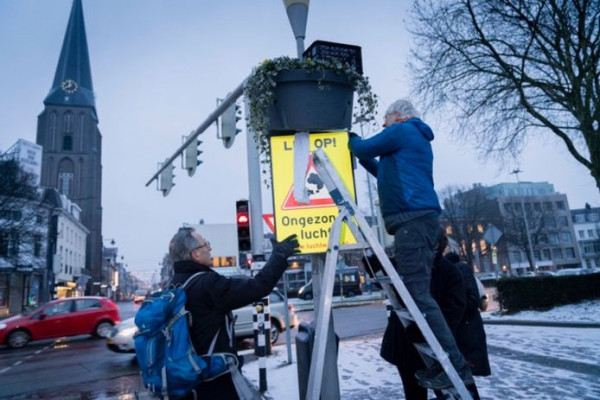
[0, 296, 121, 349]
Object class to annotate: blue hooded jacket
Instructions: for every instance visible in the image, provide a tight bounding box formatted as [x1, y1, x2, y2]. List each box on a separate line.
[348, 118, 441, 230]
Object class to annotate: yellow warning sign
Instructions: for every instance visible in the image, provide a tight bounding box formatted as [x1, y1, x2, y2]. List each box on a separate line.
[270, 132, 357, 254]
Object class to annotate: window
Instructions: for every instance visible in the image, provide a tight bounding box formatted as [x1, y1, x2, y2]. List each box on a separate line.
[74, 299, 101, 311]
[588, 229, 595, 238]
[58, 172, 73, 195]
[552, 248, 563, 259]
[62, 134, 73, 151]
[45, 300, 72, 316]
[0, 232, 8, 256]
[565, 248, 576, 259]
[33, 235, 42, 257]
[557, 216, 568, 227]
[560, 232, 572, 244]
[534, 250, 541, 261]
[574, 214, 584, 223]
[579, 230, 585, 239]
[556, 200, 565, 210]
[589, 213, 599, 222]
[544, 217, 556, 228]
[586, 259, 592, 268]
[504, 203, 513, 213]
[511, 251, 522, 263]
[542, 249, 551, 260]
[544, 202, 553, 211]
[533, 203, 541, 212]
[548, 234, 559, 245]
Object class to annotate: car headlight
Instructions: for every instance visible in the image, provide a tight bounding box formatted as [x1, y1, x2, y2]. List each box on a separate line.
[0, 323, 6, 330]
[117, 326, 138, 338]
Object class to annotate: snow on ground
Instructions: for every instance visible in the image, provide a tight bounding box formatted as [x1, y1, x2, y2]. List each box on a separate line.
[243, 300, 600, 400]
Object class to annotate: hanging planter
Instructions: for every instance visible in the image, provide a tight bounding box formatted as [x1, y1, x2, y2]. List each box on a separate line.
[267, 69, 354, 133]
[244, 56, 378, 166]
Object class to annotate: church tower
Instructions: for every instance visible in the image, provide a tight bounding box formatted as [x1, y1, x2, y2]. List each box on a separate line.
[36, 0, 103, 294]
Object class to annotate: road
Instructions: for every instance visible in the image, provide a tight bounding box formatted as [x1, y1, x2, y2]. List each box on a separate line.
[0, 300, 388, 399]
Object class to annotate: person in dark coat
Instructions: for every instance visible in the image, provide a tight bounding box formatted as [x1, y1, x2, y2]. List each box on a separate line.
[445, 252, 492, 378]
[169, 227, 299, 400]
[376, 231, 483, 399]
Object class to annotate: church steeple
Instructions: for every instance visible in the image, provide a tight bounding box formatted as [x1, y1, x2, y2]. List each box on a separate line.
[44, 0, 95, 110]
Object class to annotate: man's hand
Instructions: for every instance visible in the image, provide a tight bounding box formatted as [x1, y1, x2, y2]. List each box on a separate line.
[271, 234, 300, 259]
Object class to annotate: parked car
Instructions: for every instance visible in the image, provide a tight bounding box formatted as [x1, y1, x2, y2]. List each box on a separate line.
[106, 289, 298, 353]
[297, 268, 362, 300]
[536, 270, 556, 277]
[133, 289, 149, 303]
[476, 272, 497, 282]
[555, 267, 594, 276]
[0, 296, 120, 349]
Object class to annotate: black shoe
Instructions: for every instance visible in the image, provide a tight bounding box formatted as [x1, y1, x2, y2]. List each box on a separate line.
[418, 366, 474, 390]
[415, 363, 443, 382]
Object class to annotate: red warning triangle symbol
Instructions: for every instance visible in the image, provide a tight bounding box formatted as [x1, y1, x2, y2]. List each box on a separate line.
[281, 153, 336, 210]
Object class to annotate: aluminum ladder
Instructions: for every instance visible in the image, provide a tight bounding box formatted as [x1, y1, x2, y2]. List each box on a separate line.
[305, 148, 473, 400]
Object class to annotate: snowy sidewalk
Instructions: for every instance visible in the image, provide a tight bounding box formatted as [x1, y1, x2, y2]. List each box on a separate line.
[243, 300, 600, 400]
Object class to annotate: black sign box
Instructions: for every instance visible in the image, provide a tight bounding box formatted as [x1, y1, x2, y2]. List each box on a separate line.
[303, 40, 363, 75]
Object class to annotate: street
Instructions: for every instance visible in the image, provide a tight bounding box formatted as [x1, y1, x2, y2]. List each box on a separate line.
[0, 300, 388, 399]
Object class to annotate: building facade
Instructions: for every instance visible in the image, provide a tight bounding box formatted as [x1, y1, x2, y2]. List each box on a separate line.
[571, 205, 600, 269]
[36, 0, 103, 294]
[42, 189, 89, 299]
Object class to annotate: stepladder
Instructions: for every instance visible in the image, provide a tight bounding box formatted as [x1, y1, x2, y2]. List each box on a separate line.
[305, 148, 474, 400]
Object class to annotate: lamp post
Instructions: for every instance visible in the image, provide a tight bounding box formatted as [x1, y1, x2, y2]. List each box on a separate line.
[510, 169, 536, 272]
[283, 0, 309, 58]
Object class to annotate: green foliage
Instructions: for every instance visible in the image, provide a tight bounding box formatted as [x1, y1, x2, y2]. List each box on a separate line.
[497, 274, 600, 313]
[244, 56, 378, 170]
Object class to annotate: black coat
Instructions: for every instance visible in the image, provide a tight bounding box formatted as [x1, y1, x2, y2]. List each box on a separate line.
[454, 262, 492, 376]
[171, 252, 289, 399]
[380, 253, 466, 371]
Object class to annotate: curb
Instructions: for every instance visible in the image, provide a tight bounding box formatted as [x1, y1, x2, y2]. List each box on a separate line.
[482, 319, 600, 328]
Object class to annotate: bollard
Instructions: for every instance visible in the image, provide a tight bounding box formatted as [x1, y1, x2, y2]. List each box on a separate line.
[253, 297, 270, 392]
[295, 322, 315, 400]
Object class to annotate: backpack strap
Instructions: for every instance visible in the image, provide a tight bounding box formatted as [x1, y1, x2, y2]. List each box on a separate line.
[182, 271, 207, 289]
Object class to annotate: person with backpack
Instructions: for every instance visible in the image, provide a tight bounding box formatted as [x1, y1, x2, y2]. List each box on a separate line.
[168, 227, 299, 399]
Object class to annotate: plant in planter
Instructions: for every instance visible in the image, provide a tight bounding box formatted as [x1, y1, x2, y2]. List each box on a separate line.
[243, 56, 378, 177]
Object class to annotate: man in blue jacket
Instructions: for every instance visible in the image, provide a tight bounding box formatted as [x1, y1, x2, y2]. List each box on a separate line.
[348, 99, 473, 390]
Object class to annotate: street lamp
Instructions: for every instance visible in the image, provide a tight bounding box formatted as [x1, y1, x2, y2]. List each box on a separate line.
[283, 0, 309, 58]
[511, 169, 536, 272]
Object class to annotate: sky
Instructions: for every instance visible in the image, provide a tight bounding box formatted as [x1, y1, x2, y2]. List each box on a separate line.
[1, 0, 599, 282]
[244, 300, 600, 399]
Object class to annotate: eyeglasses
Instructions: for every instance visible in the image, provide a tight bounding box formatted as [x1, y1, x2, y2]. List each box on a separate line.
[194, 241, 210, 251]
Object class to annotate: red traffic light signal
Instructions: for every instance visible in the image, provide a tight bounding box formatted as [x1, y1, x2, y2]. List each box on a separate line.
[236, 200, 251, 252]
[236, 212, 249, 225]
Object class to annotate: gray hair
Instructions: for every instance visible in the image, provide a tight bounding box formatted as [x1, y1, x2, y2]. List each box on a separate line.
[385, 99, 421, 119]
[169, 227, 201, 262]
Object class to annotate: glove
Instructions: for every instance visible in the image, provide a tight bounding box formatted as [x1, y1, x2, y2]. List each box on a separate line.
[348, 131, 359, 140]
[271, 234, 300, 259]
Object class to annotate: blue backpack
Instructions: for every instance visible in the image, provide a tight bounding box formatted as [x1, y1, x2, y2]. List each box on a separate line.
[134, 272, 237, 398]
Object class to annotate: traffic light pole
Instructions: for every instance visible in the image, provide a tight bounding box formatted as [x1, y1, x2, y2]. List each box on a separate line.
[145, 79, 246, 187]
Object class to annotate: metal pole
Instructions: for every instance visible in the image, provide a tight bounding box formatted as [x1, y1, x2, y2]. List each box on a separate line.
[145, 79, 246, 186]
[244, 99, 265, 256]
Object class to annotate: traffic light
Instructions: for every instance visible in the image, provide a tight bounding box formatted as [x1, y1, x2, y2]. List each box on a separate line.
[221, 98, 242, 149]
[183, 134, 203, 177]
[236, 200, 251, 252]
[158, 160, 175, 197]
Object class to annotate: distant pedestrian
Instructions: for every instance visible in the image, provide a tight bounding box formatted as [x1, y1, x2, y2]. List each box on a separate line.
[349, 99, 473, 390]
[169, 227, 299, 399]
